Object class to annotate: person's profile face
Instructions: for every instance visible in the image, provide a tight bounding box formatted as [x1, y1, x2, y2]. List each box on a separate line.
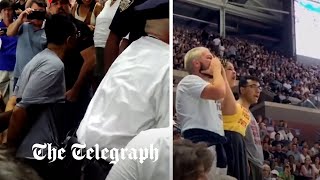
[241, 80, 261, 104]
[225, 62, 236, 87]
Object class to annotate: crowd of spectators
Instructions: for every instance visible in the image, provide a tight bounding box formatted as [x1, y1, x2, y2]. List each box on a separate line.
[173, 25, 320, 101]
[257, 116, 320, 180]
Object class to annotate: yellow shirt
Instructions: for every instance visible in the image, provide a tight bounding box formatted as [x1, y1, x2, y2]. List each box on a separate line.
[223, 103, 251, 136]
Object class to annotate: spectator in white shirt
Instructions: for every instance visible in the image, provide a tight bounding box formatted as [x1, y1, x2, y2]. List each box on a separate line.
[106, 128, 170, 180]
[176, 46, 228, 176]
[76, 7, 169, 179]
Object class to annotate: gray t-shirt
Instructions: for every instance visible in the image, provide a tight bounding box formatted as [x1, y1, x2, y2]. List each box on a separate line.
[14, 22, 47, 78]
[244, 113, 264, 168]
[13, 48, 65, 108]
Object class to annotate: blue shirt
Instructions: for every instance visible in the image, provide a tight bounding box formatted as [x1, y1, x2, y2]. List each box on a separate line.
[0, 21, 17, 71]
[14, 22, 46, 78]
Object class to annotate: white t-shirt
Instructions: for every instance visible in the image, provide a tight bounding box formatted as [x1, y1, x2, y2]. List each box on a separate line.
[93, 0, 120, 47]
[77, 36, 169, 150]
[213, 38, 221, 46]
[175, 75, 224, 136]
[105, 128, 170, 180]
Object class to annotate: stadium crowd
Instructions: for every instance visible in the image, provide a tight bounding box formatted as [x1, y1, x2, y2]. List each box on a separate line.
[173, 25, 320, 101]
[173, 22, 320, 180]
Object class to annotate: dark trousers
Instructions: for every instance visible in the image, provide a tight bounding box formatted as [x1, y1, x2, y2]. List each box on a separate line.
[224, 131, 249, 180]
[249, 160, 263, 180]
[183, 128, 228, 168]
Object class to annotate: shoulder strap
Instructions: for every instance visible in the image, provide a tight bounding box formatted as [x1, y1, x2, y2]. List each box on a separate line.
[84, 9, 93, 25]
[84, 3, 95, 25]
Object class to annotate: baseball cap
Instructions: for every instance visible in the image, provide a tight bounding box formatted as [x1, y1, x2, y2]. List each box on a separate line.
[271, 170, 279, 176]
[134, 0, 168, 20]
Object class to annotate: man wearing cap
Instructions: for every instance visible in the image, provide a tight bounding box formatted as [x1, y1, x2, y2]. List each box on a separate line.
[76, 0, 169, 179]
[48, 0, 96, 128]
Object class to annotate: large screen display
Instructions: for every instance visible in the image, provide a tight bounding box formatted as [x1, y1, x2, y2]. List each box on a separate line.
[294, 0, 320, 60]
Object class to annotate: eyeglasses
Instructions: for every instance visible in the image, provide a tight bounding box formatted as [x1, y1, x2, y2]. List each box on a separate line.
[244, 84, 262, 90]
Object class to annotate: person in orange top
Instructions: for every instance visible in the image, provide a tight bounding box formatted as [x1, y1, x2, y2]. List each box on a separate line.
[221, 60, 250, 180]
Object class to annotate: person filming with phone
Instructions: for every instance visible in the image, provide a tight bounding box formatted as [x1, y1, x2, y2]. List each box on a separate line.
[5, 0, 47, 113]
[6, 0, 47, 90]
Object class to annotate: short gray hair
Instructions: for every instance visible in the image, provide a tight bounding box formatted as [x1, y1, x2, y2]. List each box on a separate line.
[184, 47, 207, 74]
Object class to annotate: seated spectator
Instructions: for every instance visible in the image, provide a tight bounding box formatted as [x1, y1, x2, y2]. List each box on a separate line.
[287, 144, 302, 163]
[288, 155, 297, 173]
[301, 147, 310, 164]
[301, 156, 316, 179]
[312, 156, 320, 175]
[310, 142, 320, 157]
[273, 143, 287, 164]
[263, 135, 272, 145]
[272, 133, 283, 147]
[263, 142, 272, 161]
[262, 164, 271, 180]
[271, 169, 280, 179]
[280, 163, 294, 180]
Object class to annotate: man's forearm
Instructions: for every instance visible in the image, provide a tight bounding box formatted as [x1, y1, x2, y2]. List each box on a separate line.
[73, 46, 96, 92]
[104, 32, 121, 73]
[209, 66, 226, 93]
[7, 106, 27, 146]
[7, 19, 22, 36]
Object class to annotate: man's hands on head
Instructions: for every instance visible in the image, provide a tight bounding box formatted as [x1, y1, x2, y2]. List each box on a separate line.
[200, 56, 226, 100]
[200, 56, 223, 79]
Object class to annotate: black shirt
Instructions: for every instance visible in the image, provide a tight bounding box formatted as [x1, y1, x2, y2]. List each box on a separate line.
[64, 15, 94, 91]
[14, 1, 25, 11]
[109, 0, 169, 43]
